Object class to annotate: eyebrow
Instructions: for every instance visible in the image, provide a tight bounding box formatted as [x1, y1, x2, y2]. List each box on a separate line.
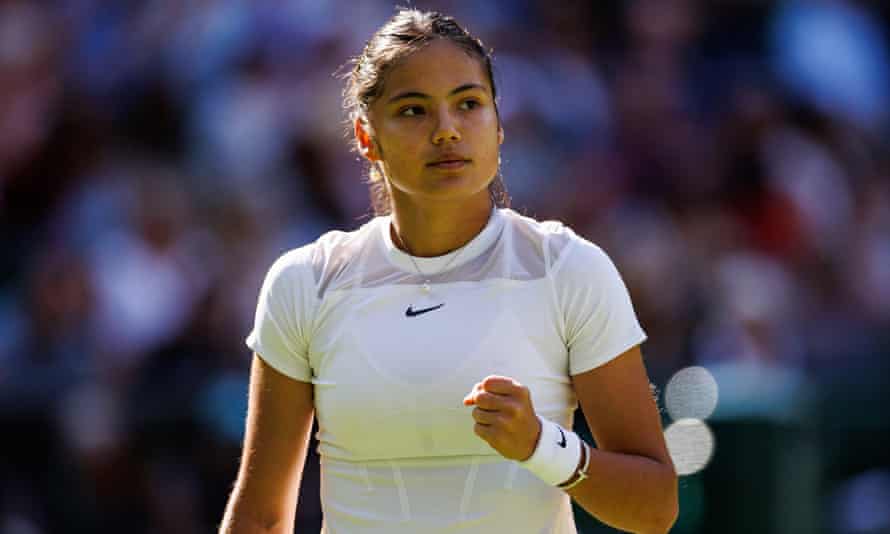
[386, 83, 487, 104]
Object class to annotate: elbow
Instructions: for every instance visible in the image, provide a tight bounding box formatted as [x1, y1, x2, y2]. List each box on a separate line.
[221, 494, 292, 534]
[655, 497, 679, 534]
[220, 515, 287, 534]
[649, 465, 679, 534]
[635, 463, 678, 534]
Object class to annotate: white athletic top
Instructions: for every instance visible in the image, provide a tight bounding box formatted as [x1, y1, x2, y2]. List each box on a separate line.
[246, 208, 647, 534]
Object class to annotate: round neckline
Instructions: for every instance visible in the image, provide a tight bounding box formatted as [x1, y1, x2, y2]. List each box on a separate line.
[380, 208, 505, 275]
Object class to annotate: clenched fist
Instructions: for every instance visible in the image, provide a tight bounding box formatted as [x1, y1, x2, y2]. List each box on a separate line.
[463, 375, 542, 461]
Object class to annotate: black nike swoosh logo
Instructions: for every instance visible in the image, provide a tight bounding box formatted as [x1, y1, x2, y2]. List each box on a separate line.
[405, 303, 445, 317]
[557, 427, 567, 448]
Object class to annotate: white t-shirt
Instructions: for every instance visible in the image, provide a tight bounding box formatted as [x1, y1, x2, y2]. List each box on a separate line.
[246, 208, 647, 534]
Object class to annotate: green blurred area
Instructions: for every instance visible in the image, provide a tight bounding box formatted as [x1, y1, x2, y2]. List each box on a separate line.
[572, 352, 890, 534]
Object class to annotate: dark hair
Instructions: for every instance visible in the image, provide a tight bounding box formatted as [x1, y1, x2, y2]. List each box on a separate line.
[340, 8, 510, 216]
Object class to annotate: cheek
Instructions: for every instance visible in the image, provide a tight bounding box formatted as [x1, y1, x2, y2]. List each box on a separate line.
[474, 115, 501, 150]
[384, 138, 417, 166]
[473, 119, 501, 161]
[378, 125, 422, 159]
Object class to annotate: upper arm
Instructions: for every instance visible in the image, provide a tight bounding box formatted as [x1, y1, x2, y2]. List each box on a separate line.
[571, 345, 672, 467]
[550, 234, 647, 377]
[551, 230, 660, 458]
[230, 353, 315, 527]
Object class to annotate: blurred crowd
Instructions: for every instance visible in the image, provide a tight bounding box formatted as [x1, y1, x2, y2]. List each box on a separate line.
[1, 1, 889, 533]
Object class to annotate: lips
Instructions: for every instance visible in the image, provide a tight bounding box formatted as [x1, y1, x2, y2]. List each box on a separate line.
[427, 157, 470, 167]
[428, 160, 469, 170]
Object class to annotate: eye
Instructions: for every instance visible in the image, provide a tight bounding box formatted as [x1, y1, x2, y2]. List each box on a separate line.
[399, 106, 425, 117]
[459, 99, 481, 111]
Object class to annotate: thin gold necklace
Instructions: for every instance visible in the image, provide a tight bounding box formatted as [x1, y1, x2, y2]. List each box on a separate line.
[391, 227, 470, 293]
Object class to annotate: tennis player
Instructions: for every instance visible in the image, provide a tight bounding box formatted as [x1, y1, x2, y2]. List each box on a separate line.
[220, 9, 677, 534]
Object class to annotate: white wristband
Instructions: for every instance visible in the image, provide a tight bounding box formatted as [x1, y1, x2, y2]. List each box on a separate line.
[518, 415, 582, 486]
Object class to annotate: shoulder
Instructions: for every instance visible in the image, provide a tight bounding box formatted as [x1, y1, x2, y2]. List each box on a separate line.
[262, 218, 382, 298]
[500, 209, 607, 273]
[501, 208, 570, 238]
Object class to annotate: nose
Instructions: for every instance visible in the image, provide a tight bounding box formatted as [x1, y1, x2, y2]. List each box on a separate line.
[432, 108, 461, 145]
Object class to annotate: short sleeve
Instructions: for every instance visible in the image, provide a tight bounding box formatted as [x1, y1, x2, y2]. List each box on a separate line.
[551, 233, 647, 376]
[245, 246, 318, 382]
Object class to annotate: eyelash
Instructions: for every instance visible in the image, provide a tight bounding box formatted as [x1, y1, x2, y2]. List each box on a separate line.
[399, 99, 481, 117]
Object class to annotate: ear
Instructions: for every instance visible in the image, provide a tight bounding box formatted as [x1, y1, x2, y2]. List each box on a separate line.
[355, 118, 380, 162]
[498, 126, 504, 145]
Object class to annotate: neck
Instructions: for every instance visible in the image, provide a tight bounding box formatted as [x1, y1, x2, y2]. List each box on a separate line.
[389, 189, 494, 257]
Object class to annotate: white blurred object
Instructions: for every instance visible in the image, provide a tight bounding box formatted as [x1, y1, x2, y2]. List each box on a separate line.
[665, 366, 719, 421]
[663, 418, 714, 476]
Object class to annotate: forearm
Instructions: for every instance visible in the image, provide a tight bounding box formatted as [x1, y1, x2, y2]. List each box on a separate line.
[218, 487, 297, 534]
[565, 446, 678, 534]
[218, 516, 287, 534]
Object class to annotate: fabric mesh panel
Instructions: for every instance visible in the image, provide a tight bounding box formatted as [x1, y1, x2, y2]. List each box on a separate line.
[309, 210, 576, 300]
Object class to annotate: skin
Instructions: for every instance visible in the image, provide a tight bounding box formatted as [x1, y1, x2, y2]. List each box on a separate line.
[221, 38, 677, 534]
[219, 355, 314, 534]
[355, 39, 504, 257]
[464, 347, 679, 533]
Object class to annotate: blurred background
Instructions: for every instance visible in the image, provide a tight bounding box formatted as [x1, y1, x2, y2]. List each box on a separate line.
[1, 0, 889, 532]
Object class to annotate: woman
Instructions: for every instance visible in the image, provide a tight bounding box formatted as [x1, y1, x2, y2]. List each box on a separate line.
[221, 9, 677, 534]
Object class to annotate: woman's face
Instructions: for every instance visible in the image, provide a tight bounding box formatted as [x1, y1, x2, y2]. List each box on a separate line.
[359, 39, 503, 204]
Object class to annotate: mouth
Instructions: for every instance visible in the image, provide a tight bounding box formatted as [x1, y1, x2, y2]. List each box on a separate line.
[427, 159, 470, 170]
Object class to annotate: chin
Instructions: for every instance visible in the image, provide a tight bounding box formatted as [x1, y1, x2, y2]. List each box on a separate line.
[421, 174, 491, 200]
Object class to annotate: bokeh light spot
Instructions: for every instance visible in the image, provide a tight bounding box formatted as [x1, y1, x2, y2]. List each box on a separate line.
[664, 418, 715, 476]
[665, 365, 719, 421]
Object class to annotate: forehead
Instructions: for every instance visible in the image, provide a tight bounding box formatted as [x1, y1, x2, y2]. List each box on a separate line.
[378, 39, 490, 99]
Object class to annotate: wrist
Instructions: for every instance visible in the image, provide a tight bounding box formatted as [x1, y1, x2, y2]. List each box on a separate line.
[557, 440, 590, 491]
[518, 415, 583, 487]
[520, 416, 543, 462]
